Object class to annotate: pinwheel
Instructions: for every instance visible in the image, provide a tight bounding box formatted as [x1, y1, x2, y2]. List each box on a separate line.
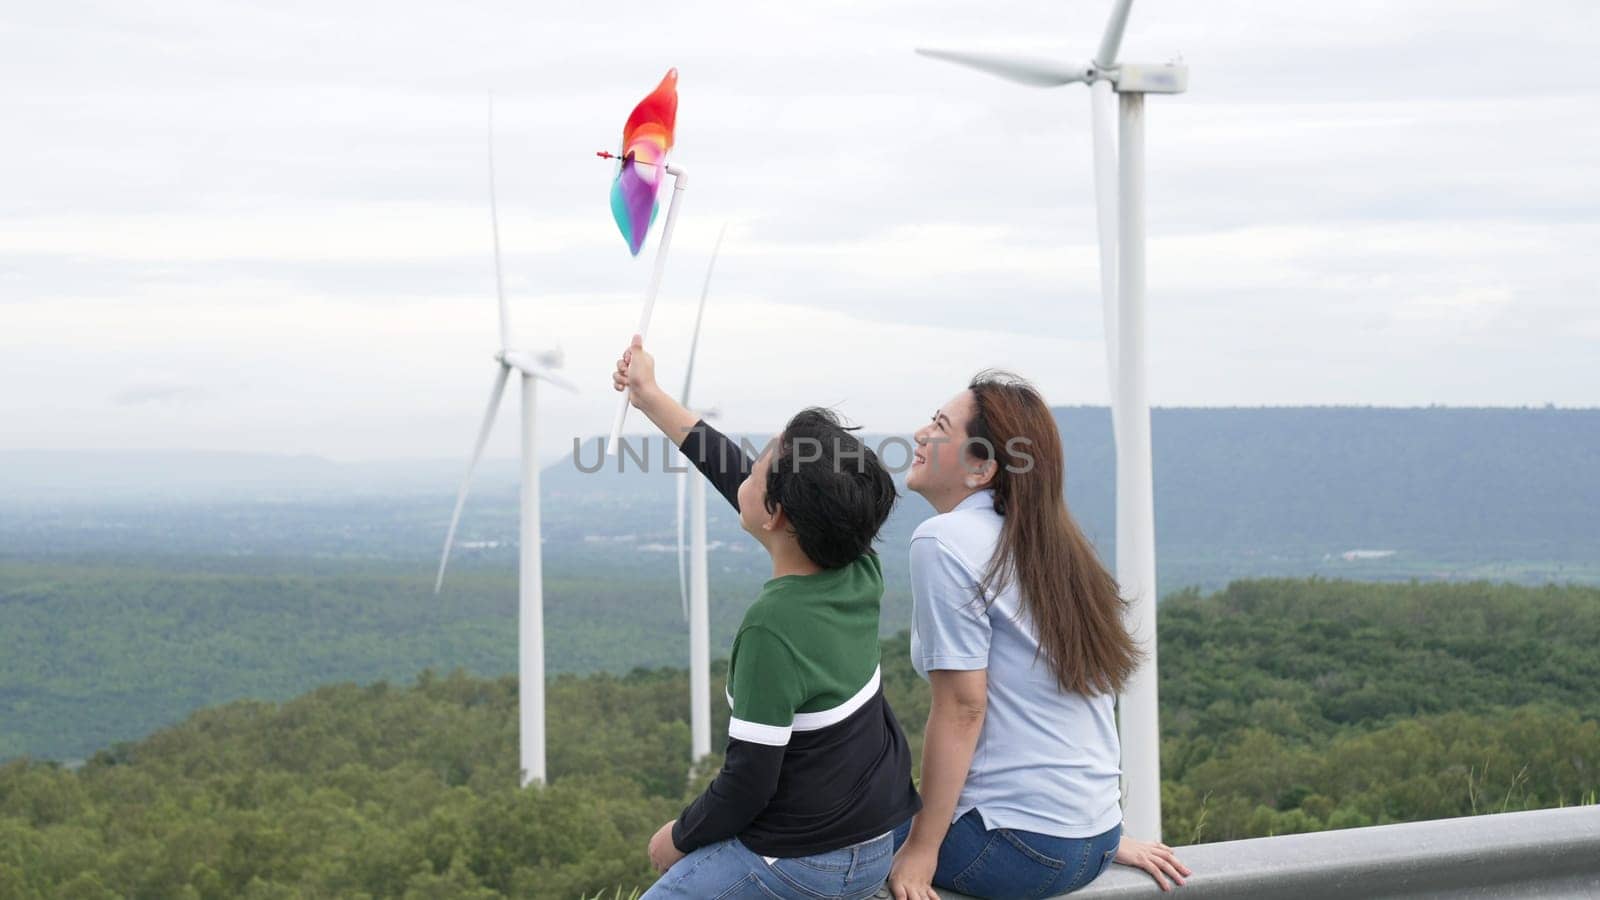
[610, 68, 678, 256]
[602, 68, 689, 455]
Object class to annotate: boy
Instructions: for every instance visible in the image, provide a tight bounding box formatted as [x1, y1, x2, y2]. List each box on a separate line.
[612, 336, 920, 899]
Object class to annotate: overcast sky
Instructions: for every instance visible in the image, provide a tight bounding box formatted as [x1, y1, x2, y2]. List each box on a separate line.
[3, 0, 1596, 462]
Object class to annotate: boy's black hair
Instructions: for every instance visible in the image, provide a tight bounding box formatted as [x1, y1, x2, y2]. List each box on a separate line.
[763, 407, 898, 569]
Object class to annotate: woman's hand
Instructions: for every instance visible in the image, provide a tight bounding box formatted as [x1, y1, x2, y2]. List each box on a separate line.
[1114, 835, 1190, 891]
[612, 333, 661, 410]
[648, 820, 685, 874]
[886, 841, 941, 900]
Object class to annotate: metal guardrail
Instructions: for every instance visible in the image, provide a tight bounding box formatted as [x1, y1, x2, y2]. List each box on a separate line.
[920, 806, 1600, 899]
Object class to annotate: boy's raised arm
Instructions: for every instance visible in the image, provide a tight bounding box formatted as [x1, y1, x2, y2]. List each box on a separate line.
[613, 335, 751, 510]
[678, 421, 751, 511]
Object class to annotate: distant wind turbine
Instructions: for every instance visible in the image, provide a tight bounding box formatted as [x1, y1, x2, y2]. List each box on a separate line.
[675, 225, 725, 762]
[434, 97, 575, 788]
[917, 0, 1187, 840]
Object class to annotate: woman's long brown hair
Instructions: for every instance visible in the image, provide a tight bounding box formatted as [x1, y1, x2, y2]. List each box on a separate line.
[965, 369, 1142, 697]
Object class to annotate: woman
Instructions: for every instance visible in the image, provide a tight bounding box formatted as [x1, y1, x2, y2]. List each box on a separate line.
[888, 371, 1190, 900]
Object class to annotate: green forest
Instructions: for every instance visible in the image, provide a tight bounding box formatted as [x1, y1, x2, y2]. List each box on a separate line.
[3, 577, 1599, 898]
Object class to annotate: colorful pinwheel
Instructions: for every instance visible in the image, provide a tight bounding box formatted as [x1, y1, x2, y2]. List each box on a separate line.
[601, 68, 689, 456]
[609, 68, 679, 256]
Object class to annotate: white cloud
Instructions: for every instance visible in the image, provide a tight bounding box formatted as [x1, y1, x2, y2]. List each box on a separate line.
[2, 0, 1597, 459]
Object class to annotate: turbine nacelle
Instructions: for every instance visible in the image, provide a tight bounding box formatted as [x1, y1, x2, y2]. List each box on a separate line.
[497, 350, 578, 392]
[534, 347, 565, 370]
[1113, 61, 1188, 95]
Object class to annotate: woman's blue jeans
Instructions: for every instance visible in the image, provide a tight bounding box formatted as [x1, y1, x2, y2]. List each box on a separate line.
[891, 810, 1121, 900]
[642, 831, 894, 900]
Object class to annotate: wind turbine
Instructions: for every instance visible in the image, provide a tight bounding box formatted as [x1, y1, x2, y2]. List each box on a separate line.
[434, 98, 575, 788]
[917, 0, 1186, 841]
[675, 225, 726, 761]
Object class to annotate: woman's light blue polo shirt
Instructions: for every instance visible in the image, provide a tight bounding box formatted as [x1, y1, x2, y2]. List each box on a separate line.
[909, 488, 1124, 838]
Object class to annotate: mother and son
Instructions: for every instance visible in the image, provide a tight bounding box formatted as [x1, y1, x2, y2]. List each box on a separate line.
[611, 336, 1191, 900]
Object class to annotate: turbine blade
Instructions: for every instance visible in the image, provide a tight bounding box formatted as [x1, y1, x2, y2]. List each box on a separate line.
[915, 48, 1091, 87]
[1095, 0, 1136, 69]
[676, 470, 689, 620]
[534, 369, 578, 394]
[435, 364, 512, 594]
[1090, 82, 1121, 442]
[681, 224, 727, 406]
[488, 95, 512, 350]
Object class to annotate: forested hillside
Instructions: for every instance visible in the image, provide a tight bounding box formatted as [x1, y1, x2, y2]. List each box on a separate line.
[0, 559, 760, 762]
[6, 408, 1599, 762]
[3, 578, 1596, 899]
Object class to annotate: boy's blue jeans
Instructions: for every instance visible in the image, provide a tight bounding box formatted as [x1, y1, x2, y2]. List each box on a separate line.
[642, 831, 894, 900]
[890, 810, 1121, 900]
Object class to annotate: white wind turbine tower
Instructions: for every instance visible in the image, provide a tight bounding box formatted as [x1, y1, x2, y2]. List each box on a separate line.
[675, 225, 726, 761]
[918, 0, 1186, 840]
[434, 99, 575, 788]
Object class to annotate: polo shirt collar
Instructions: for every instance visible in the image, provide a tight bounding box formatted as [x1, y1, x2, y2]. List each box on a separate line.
[953, 488, 996, 513]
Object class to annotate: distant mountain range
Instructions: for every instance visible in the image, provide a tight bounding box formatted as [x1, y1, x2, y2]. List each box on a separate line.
[3, 405, 1597, 591]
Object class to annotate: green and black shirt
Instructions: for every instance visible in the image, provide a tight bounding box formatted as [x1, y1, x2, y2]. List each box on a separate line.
[669, 420, 921, 859]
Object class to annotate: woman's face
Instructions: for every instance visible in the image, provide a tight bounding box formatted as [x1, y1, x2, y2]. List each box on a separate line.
[908, 389, 980, 504]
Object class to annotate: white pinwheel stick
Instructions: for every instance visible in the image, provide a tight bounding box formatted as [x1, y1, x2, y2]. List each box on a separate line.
[607, 163, 689, 456]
